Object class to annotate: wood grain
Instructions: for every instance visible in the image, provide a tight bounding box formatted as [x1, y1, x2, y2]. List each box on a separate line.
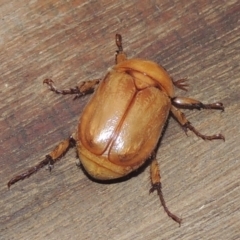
[0, 1, 239, 239]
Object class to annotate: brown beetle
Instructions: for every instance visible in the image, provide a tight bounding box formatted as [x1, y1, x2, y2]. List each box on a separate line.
[8, 34, 224, 225]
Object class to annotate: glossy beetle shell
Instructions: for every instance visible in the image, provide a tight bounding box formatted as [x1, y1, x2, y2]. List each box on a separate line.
[77, 59, 173, 180]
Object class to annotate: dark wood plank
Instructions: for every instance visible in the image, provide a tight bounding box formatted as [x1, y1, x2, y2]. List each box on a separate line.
[1, 1, 239, 239]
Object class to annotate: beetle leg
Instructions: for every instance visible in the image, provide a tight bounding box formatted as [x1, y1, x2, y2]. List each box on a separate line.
[149, 157, 182, 225]
[172, 97, 224, 111]
[173, 78, 189, 91]
[7, 134, 76, 188]
[171, 105, 225, 141]
[43, 79, 100, 99]
[115, 34, 127, 64]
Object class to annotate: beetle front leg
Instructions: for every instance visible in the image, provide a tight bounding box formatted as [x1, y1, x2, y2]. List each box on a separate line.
[43, 79, 100, 99]
[171, 105, 225, 141]
[7, 134, 76, 188]
[149, 157, 182, 225]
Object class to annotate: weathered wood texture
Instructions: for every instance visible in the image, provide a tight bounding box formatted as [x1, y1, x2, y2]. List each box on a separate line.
[0, 1, 239, 239]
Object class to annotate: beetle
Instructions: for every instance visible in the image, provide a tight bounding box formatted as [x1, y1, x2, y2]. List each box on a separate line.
[8, 34, 224, 225]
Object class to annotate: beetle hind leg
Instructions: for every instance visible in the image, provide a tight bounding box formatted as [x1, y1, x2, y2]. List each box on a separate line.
[7, 135, 76, 188]
[43, 79, 100, 99]
[150, 157, 182, 225]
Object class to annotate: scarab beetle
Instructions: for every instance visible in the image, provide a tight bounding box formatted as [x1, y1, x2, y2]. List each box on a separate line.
[8, 34, 224, 225]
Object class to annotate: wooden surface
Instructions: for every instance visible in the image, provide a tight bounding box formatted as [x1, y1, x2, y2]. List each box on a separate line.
[0, 1, 239, 239]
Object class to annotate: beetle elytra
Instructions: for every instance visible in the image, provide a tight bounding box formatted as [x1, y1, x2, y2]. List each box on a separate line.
[8, 34, 224, 225]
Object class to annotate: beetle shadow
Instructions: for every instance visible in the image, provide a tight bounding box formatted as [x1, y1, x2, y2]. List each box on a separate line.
[76, 118, 170, 185]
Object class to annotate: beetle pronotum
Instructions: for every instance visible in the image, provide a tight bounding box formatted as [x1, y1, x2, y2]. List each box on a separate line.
[8, 34, 224, 225]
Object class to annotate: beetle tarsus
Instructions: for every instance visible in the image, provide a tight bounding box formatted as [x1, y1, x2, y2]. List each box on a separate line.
[188, 102, 224, 111]
[172, 97, 224, 111]
[7, 156, 52, 189]
[184, 122, 225, 141]
[150, 183, 182, 226]
[43, 79, 81, 95]
[200, 102, 224, 111]
[43, 78, 100, 99]
[8, 136, 77, 188]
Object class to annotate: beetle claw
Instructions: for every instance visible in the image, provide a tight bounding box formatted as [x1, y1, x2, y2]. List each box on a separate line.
[215, 134, 225, 141]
